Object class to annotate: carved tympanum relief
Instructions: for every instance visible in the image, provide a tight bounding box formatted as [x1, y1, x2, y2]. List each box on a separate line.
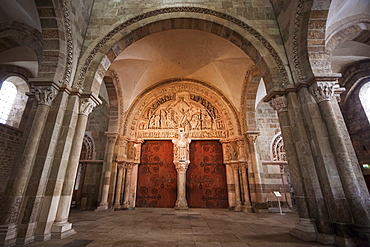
[132, 90, 233, 139]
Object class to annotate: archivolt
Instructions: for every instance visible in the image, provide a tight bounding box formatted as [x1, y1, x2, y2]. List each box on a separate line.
[77, 7, 289, 95]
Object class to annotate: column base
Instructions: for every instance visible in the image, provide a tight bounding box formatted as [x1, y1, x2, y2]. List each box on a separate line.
[242, 203, 252, 212]
[15, 235, 34, 245]
[95, 203, 108, 211]
[175, 199, 189, 210]
[51, 222, 76, 239]
[113, 203, 121, 210]
[234, 203, 242, 212]
[289, 218, 317, 242]
[0, 224, 17, 246]
[34, 233, 51, 242]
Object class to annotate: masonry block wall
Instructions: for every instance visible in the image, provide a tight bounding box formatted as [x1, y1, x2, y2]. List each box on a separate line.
[0, 124, 22, 194]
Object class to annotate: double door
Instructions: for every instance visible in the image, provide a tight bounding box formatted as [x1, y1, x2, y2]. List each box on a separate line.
[136, 140, 227, 208]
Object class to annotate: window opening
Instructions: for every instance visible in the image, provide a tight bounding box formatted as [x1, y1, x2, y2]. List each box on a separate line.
[0, 80, 17, 124]
[359, 81, 370, 123]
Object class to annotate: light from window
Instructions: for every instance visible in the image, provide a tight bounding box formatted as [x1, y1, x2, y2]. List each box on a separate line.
[0, 80, 17, 124]
[359, 82, 370, 123]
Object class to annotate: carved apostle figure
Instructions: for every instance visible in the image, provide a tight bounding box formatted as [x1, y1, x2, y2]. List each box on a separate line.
[172, 128, 191, 162]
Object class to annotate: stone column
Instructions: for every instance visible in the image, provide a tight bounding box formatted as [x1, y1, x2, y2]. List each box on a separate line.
[269, 94, 318, 241]
[51, 96, 97, 238]
[236, 138, 251, 211]
[174, 161, 190, 210]
[122, 163, 134, 209]
[240, 163, 252, 212]
[231, 163, 242, 212]
[220, 140, 235, 209]
[245, 131, 263, 203]
[172, 129, 191, 210]
[129, 163, 139, 208]
[34, 90, 80, 241]
[310, 79, 370, 230]
[0, 84, 58, 246]
[113, 164, 125, 209]
[96, 133, 118, 211]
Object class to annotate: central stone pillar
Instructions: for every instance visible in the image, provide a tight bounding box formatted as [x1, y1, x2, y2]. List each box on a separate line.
[172, 128, 190, 210]
[174, 161, 190, 210]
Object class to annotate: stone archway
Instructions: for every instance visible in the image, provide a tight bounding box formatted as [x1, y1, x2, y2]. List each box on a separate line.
[112, 80, 251, 210]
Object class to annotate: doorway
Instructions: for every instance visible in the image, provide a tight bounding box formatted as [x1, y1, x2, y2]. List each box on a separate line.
[136, 141, 177, 207]
[187, 140, 228, 208]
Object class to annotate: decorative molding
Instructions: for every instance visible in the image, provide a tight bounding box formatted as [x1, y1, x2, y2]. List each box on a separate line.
[109, 69, 125, 134]
[292, 0, 305, 82]
[60, 0, 74, 86]
[33, 86, 58, 106]
[77, 7, 288, 87]
[79, 98, 96, 115]
[269, 95, 287, 113]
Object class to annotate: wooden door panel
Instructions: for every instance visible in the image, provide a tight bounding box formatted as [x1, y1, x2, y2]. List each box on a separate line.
[136, 141, 176, 208]
[187, 140, 228, 208]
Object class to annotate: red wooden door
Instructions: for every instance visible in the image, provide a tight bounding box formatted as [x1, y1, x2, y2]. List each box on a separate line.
[187, 140, 228, 208]
[136, 141, 177, 208]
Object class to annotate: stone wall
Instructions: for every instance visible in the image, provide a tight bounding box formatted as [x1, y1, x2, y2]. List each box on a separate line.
[83, 0, 280, 53]
[0, 124, 22, 194]
[86, 103, 109, 160]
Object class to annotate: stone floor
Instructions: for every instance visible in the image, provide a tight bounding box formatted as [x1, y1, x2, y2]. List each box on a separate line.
[26, 208, 333, 247]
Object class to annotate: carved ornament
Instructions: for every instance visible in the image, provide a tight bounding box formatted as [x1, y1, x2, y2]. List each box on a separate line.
[33, 86, 58, 106]
[309, 81, 335, 103]
[125, 82, 239, 139]
[269, 95, 287, 113]
[79, 98, 96, 115]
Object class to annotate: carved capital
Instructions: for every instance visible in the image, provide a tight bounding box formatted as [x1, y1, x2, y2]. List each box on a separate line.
[231, 163, 240, 171]
[106, 133, 118, 145]
[174, 161, 189, 173]
[79, 98, 96, 115]
[246, 131, 259, 144]
[309, 81, 335, 102]
[33, 86, 58, 106]
[240, 162, 248, 170]
[269, 95, 287, 113]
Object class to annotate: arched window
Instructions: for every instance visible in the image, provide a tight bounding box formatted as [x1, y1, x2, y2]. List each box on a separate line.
[271, 132, 286, 161]
[0, 80, 17, 124]
[359, 81, 370, 123]
[0, 76, 29, 128]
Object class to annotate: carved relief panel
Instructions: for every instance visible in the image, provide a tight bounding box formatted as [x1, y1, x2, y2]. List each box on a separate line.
[124, 81, 241, 139]
[137, 92, 225, 138]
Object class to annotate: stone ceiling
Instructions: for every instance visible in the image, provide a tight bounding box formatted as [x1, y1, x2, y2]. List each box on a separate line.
[110, 29, 254, 112]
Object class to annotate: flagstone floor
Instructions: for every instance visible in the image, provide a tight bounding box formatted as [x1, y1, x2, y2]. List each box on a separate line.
[25, 208, 333, 247]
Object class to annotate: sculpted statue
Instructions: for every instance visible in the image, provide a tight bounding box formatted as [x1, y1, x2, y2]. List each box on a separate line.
[172, 129, 191, 161]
